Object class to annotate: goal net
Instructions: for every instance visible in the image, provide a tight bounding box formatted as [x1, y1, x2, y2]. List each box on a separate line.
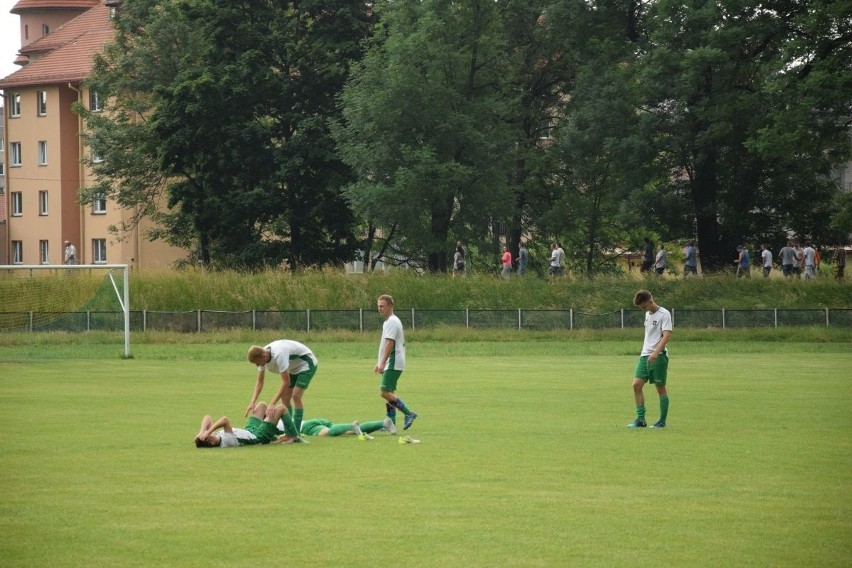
[0, 264, 131, 357]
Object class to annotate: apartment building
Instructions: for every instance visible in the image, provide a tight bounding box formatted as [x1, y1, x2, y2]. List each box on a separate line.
[0, 0, 185, 268]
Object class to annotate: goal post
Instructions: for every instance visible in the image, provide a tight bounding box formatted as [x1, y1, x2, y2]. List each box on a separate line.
[0, 264, 131, 358]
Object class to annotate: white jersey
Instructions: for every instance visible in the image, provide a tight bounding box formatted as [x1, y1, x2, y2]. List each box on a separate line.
[218, 428, 256, 448]
[259, 339, 316, 374]
[378, 314, 406, 371]
[803, 247, 815, 267]
[762, 249, 772, 267]
[640, 307, 673, 356]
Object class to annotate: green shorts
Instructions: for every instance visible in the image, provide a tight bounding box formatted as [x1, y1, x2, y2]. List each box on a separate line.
[300, 418, 332, 436]
[633, 353, 669, 386]
[380, 369, 403, 392]
[245, 416, 279, 444]
[290, 356, 318, 389]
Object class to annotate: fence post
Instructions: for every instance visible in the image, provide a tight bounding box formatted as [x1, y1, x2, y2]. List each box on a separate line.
[465, 308, 469, 328]
[518, 308, 522, 330]
[621, 308, 624, 329]
[252, 310, 256, 330]
[87, 310, 91, 332]
[825, 307, 830, 327]
[197, 309, 202, 333]
[722, 308, 726, 330]
[671, 308, 675, 327]
[306, 309, 311, 333]
[412, 308, 416, 330]
[29, 311, 34, 332]
[570, 308, 574, 331]
[774, 308, 777, 329]
[359, 309, 363, 333]
[143, 310, 147, 332]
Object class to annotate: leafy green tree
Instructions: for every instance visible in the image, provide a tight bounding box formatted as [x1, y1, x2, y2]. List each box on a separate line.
[335, 0, 514, 272]
[638, 0, 851, 269]
[79, 0, 370, 268]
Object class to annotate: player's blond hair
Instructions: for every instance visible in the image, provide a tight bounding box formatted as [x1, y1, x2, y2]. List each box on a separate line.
[247, 345, 266, 364]
[377, 294, 395, 307]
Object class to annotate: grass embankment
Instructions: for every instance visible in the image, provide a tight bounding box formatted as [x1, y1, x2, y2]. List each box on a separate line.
[75, 268, 852, 311]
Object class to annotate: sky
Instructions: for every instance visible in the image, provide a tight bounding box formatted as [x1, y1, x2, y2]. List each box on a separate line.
[0, 0, 21, 81]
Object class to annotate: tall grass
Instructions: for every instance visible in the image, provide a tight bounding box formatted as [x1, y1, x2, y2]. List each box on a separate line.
[71, 268, 852, 311]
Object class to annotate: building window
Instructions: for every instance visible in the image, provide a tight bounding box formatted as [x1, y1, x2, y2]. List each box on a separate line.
[93, 239, 107, 264]
[37, 91, 47, 116]
[90, 90, 103, 112]
[93, 194, 107, 214]
[39, 190, 48, 215]
[12, 241, 23, 264]
[11, 191, 23, 216]
[9, 93, 21, 117]
[10, 142, 22, 166]
[38, 141, 48, 165]
[42, 24, 50, 36]
[40, 240, 49, 264]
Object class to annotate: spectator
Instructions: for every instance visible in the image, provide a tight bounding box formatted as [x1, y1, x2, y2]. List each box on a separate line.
[779, 241, 796, 278]
[832, 243, 846, 281]
[640, 237, 654, 273]
[654, 244, 667, 276]
[683, 240, 698, 277]
[64, 241, 77, 265]
[735, 245, 750, 277]
[452, 244, 465, 278]
[500, 245, 512, 279]
[517, 242, 529, 277]
[803, 241, 816, 279]
[760, 244, 773, 278]
[793, 241, 804, 277]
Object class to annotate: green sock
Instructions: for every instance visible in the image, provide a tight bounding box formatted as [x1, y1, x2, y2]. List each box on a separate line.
[359, 420, 386, 434]
[294, 408, 304, 433]
[659, 395, 669, 423]
[636, 405, 646, 421]
[280, 412, 298, 438]
[327, 423, 354, 437]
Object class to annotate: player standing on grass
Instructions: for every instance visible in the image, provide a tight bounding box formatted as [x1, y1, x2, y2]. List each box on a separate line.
[375, 294, 417, 430]
[628, 290, 672, 429]
[247, 340, 317, 434]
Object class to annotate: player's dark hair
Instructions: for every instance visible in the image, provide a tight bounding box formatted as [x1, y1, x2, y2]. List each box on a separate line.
[195, 436, 218, 448]
[633, 290, 652, 306]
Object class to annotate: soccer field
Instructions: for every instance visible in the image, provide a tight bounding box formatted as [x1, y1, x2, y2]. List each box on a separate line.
[0, 340, 850, 567]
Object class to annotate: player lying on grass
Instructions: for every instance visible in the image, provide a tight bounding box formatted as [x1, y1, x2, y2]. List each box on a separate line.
[277, 416, 397, 440]
[195, 402, 304, 447]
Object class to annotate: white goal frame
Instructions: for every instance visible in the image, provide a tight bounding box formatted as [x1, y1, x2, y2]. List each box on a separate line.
[3, 264, 131, 357]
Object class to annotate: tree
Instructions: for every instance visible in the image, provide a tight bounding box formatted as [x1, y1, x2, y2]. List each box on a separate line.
[79, 0, 371, 268]
[638, 0, 851, 269]
[334, 0, 514, 272]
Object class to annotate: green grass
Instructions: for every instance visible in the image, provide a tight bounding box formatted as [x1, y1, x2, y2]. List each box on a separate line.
[0, 340, 850, 567]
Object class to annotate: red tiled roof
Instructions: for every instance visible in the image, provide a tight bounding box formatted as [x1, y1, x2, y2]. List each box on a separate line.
[0, 4, 113, 88]
[20, 3, 111, 55]
[12, 0, 100, 14]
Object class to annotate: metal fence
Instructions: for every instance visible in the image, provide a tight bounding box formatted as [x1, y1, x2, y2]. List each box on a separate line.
[1, 308, 850, 333]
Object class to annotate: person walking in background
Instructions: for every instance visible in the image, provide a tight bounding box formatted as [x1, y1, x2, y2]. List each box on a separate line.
[640, 237, 654, 273]
[654, 243, 667, 276]
[760, 244, 773, 278]
[832, 243, 846, 281]
[375, 294, 417, 430]
[779, 241, 796, 278]
[455, 241, 467, 276]
[500, 246, 512, 279]
[554, 242, 566, 275]
[627, 290, 672, 429]
[247, 339, 318, 434]
[517, 242, 529, 277]
[683, 240, 698, 277]
[452, 244, 466, 278]
[803, 241, 816, 279]
[735, 244, 750, 277]
[64, 241, 77, 265]
[793, 241, 804, 277]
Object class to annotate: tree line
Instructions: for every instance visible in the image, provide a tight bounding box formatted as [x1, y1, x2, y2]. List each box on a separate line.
[77, 0, 852, 273]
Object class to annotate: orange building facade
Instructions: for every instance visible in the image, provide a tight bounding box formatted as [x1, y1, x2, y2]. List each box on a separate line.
[0, 0, 185, 269]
